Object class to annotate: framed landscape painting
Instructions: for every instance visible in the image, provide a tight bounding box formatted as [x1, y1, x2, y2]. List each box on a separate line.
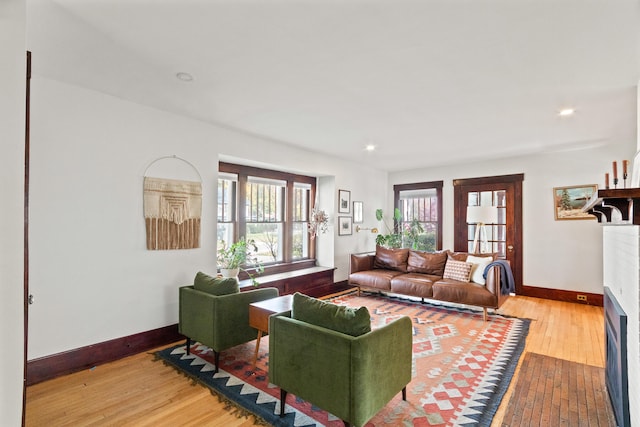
[553, 185, 597, 220]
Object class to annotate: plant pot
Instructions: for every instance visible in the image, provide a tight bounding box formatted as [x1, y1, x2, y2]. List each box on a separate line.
[219, 268, 239, 278]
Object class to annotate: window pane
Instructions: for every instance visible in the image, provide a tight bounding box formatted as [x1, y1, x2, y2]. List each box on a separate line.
[217, 178, 235, 222]
[248, 223, 283, 264]
[216, 223, 234, 248]
[246, 181, 284, 222]
[292, 222, 310, 259]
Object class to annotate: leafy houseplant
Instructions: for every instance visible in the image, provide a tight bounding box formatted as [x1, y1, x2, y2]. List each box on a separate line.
[217, 236, 264, 285]
[375, 208, 403, 248]
[375, 209, 433, 251]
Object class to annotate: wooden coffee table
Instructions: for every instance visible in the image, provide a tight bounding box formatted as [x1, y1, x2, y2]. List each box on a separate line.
[248, 294, 293, 369]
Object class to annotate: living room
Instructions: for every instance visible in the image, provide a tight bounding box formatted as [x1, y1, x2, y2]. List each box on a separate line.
[2, 1, 638, 425]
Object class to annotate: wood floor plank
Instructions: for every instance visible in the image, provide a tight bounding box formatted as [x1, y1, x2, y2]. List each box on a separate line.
[26, 295, 607, 427]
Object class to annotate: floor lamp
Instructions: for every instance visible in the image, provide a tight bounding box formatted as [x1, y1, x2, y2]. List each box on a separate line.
[467, 206, 498, 254]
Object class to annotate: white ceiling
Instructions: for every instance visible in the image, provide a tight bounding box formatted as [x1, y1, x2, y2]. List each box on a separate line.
[27, 0, 639, 171]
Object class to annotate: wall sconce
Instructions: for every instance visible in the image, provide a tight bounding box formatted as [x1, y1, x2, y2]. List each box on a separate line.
[355, 226, 378, 233]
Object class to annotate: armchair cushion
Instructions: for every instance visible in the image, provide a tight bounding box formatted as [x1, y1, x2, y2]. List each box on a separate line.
[291, 292, 371, 337]
[193, 271, 239, 295]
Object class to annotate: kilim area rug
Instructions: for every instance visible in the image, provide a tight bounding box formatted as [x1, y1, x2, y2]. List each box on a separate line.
[501, 352, 616, 427]
[156, 292, 530, 426]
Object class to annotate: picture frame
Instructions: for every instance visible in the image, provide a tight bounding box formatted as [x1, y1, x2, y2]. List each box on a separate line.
[353, 201, 363, 223]
[338, 216, 352, 235]
[338, 189, 351, 213]
[553, 184, 598, 220]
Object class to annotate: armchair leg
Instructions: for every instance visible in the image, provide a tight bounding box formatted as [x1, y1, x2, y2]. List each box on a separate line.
[402, 386, 407, 401]
[483, 307, 488, 322]
[280, 389, 288, 417]
[185, 338, 191, 355]
[214, 350, 220, 374]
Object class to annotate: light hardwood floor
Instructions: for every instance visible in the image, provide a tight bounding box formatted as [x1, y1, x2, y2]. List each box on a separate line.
[25, 295, 605, 426]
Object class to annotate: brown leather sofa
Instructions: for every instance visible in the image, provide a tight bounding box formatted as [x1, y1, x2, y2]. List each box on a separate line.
[349, 247, 509, 321]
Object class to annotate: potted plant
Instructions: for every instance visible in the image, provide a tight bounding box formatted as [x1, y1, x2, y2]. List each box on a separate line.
[217, 236, 264, 285]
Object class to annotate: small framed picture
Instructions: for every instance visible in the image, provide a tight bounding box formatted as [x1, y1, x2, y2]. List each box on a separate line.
[338, 189, 351, 213]
[553, 184, 598, 220]
[353, 201, 363, 223]
[338, 216, 352, 235]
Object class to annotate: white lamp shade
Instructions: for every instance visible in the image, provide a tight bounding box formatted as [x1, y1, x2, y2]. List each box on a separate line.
[467, 206, 498, 224]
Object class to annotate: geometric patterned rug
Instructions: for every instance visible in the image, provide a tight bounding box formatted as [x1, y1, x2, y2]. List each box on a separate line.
[156, 292, 530, 426]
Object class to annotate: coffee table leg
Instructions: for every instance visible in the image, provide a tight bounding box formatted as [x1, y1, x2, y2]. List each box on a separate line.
[252, 330, 263, 370]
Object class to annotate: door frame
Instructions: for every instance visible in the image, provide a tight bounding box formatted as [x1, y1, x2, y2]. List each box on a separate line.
[23, 51, 31, 426]
[453, 174, 524, 294]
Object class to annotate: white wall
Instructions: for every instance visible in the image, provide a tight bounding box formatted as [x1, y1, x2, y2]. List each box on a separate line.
[390, 140, 635, 294]
[27, 76, 387, 360]
[0, 0, 26, 423]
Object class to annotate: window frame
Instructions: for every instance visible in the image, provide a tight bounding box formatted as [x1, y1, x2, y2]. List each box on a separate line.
[393, 181, 444, 251]
[218, 162, 317, 277]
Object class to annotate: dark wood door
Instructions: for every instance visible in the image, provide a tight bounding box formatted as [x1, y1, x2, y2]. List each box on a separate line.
[453, 174, 524, 294]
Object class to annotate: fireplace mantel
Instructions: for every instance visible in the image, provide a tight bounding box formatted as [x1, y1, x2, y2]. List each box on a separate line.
[582, 188, 640, 225]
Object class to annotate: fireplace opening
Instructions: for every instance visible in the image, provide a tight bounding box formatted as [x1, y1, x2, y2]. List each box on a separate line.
[604, 287, 630, 427]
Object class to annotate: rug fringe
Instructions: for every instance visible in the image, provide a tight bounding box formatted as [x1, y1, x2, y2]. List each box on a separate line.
[152, 351, 272, 426]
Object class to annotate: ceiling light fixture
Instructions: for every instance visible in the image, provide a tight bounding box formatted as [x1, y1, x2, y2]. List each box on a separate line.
[558, 108, 575, 117]
[365, 144, 376, 152]
[176, 72, 194, 82]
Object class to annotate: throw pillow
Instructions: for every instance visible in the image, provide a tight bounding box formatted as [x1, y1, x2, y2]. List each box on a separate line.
[291, 292, 371, 337]
[193, 271, 239, 296]
[407, 250, 448, 276]
[466, 255, 494, 285]
[442, 259, 473, 282]
[373, 246, 410, 272]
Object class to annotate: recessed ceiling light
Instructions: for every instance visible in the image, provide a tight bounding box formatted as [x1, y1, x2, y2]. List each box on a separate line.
[365, 144, 376, 152]
[558, 108, 575, 117]
[176, 72, 194, 82]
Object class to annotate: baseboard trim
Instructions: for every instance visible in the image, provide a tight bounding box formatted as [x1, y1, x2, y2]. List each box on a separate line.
[26, 324, 182, 386]
[521, 285, 603, 306]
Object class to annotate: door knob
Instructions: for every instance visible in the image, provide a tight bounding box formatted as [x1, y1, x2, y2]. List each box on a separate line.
[507, 245, 514, 252]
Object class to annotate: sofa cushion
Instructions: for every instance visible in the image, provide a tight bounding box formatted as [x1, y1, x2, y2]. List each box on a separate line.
[466, 255, 494, 285]
[407, 250, 448, 276]
[373, 246, 410, 272]
[390, 273, 436, 298]
[291, 292, 371, 337]
[193, 271, 239, 295]
[442, 259, 472, 282]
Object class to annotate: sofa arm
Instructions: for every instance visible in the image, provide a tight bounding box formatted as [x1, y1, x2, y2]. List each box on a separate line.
[179, 286, 279, 351]
[350, 253, 375, 274]
[484, 264, 509, 308]
[351, 316, 412, 426]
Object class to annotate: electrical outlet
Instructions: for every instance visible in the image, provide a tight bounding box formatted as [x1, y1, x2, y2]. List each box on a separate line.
[577, 294, 587, 301]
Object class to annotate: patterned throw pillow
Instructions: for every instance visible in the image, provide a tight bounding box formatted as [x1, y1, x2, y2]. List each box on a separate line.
[442, 259, 473, 283]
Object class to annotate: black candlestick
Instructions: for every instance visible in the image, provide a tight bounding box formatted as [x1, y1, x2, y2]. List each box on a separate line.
[614, 177, 619, 189]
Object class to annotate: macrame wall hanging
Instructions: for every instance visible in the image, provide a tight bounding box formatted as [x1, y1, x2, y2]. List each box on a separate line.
[143, 156, 202, 250]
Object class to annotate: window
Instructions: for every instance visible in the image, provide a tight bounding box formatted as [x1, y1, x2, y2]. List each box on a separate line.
[218, 162, 316, 274]
[394, 181, 443, 251]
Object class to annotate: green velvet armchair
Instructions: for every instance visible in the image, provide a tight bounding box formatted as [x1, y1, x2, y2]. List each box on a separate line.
[178, 284, 278, 373]
[269, 311, 412, 427]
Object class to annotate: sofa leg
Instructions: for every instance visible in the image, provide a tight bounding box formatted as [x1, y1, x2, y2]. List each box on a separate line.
[280, 389, 287, 417]
[402, 386, 407, 401]
[483, 308, 488, 322]
[185, 338, 191, 355]
[214, 350, 220, 374]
